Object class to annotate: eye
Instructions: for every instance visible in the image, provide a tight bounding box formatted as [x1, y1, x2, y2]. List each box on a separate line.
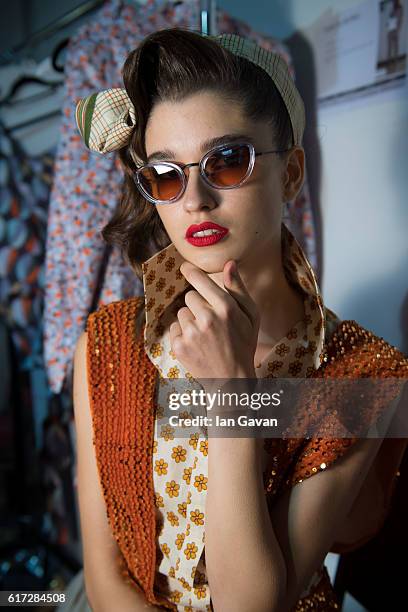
[206, 145, 247, 171]
[221, 146, 246, 165]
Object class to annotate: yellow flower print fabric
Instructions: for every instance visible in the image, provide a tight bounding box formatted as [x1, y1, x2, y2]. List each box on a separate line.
[141, 222, 341, 611]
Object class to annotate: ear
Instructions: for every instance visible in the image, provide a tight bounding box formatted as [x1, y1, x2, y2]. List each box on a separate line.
[282, 146, 305, 202]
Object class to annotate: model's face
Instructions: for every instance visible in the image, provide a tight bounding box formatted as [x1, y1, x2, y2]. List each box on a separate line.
[144, 91, 288, 274]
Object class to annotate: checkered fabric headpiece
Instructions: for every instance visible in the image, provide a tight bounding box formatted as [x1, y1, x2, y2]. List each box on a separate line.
[75, 32, 305, 156]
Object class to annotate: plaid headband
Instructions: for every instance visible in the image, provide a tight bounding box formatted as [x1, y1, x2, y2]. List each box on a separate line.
[75, 32, 305, 158]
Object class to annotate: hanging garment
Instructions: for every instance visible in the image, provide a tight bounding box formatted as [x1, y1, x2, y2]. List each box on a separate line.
[0, 121, 55, 480]
[0, 319, 13, 474]
[0, 123, 54, 370]
[0, 123, 78, 547]
[40, 400, 77, 546]
[44, 0, 317, 395]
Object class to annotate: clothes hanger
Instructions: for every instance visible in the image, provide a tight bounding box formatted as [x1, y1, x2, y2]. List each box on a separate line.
[3, 109, 62, 133]
[0, 0, 105, 66]
[0, 76, 63, 107]
[52, 38, 69, 73]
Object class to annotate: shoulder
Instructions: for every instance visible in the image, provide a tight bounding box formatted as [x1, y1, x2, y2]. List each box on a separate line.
[321, 309, 408, 376]
[85, 297, 145, 345]
[84, 296, 146, 370]
[85, 296, 144, 330]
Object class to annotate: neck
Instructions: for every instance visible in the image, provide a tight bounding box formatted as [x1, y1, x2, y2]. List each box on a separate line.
[209, 237, 305, 346]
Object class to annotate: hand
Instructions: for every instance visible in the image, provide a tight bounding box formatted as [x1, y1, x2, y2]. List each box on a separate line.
[169, 259, 260, 384]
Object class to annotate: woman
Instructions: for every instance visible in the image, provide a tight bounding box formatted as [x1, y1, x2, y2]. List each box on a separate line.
[72, 27, 408, 611]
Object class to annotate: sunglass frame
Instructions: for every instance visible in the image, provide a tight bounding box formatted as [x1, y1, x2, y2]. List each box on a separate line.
[133, 141, 290, 205]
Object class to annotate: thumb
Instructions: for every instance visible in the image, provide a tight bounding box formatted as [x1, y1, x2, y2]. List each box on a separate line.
[224, 260, 238, 284]
[223, 260, 259, 328]
[223, 260, 241, 290]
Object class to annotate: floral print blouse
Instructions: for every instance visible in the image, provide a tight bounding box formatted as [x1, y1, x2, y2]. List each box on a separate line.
[140, 222, 340, 610]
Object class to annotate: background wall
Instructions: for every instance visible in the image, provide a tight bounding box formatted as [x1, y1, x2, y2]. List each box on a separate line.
[220, 0, 408, 354]
[1, 0, 407, 353]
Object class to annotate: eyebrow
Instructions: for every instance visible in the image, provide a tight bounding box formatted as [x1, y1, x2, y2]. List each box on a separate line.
[146, 133, 256, 163]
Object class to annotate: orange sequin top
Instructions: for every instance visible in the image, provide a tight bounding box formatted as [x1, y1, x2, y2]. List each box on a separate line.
[86, 295, 408, 611]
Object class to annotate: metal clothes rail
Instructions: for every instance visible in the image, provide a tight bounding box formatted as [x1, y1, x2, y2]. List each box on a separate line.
[1, 0, 217, 66]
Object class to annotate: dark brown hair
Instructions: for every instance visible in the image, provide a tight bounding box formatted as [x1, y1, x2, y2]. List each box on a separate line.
[102, 27, 293, 280]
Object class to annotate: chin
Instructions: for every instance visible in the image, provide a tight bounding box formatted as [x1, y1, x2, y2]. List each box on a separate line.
[183, 249, 238, 274]
[175, 236, 246, 273]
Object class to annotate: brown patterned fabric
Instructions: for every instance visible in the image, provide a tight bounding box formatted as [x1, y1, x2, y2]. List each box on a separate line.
[85, 296, 408, 610]
[142, 223, 328, 381]
[137, 222, 337, 609]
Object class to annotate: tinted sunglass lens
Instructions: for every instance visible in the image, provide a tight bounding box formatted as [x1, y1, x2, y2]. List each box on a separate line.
[138, 164, 183, 201]
[204, 145, 250, 187]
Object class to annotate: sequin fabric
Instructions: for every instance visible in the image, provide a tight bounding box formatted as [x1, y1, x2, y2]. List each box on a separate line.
[86, 290, 408, 611]
[45, 0, 317, 395]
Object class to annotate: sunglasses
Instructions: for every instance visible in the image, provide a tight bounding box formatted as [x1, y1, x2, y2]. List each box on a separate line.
[132, 141, 291, 205]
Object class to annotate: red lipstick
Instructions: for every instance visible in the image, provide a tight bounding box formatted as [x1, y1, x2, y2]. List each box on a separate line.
[185, 221, 229, 247]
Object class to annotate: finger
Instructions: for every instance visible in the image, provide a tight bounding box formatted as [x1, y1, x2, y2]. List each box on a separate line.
[169, 320, 182, 348]
[180, 261, 233, 311]
[177, 305, 196, 331]
[184, 289, 212, 320]
[223, 260, 259, 328]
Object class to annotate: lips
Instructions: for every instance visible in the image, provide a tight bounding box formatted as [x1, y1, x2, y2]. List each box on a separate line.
[185, 221, 229, 247]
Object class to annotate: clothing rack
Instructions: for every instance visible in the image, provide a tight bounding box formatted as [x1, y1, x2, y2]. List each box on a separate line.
[0, 0, 105, 65]
[1, 1, 217, 66]
[199, 0, 217, 35]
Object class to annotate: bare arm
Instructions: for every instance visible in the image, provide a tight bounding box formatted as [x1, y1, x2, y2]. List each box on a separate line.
[73, 331, 163, 612]
[268, 437, 383, 611]
[205, 435, 383, 612]
[205, 437, 285, 612]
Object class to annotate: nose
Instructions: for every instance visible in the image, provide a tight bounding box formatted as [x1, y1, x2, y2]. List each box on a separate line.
[181, 165, 217, 213]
